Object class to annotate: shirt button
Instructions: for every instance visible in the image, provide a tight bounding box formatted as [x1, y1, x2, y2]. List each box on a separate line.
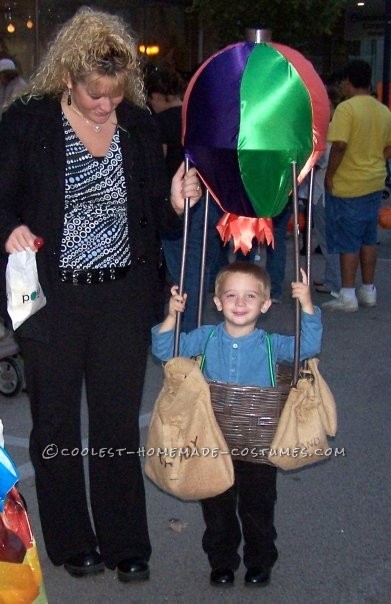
[232, 343, 238, 349]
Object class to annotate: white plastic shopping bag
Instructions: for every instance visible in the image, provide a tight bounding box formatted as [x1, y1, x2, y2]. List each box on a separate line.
[6, 249, 46, 330]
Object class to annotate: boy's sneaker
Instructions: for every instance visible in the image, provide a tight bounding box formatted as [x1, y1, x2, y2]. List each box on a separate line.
[357, 285, 377, 307]
[322, 293, 358, 312]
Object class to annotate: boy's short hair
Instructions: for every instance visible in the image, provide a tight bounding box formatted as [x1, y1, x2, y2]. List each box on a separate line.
[343, 60, 372, 89]
[214, 262, 271, 299]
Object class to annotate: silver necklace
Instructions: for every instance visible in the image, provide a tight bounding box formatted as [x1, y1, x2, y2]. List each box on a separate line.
[69, 103, 104, 133]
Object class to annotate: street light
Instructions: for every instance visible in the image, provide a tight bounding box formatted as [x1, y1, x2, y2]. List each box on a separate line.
[5, 4, 15, 33]
[139, 44, 160, 56]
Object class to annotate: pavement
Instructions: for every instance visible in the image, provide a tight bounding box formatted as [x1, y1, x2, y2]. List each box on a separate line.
[1, 227, 391, 604]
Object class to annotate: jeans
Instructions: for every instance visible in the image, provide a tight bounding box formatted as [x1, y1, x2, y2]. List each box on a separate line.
[313, 199, 341, 293]
[233, 204, 291, 299]
[266, 203, 292, 299]
[325, 190, 382, 253]
[162, 197, 227, 332]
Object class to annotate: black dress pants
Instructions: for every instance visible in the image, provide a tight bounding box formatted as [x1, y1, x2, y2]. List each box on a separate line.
[20, 276, 152, 568]
[201, 460, 278, 571]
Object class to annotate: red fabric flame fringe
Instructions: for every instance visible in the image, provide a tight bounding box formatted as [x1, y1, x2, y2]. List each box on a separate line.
[216, 213, 274, 254]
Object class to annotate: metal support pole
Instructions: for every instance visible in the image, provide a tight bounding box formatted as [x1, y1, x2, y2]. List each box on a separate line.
[304, 167, 315, 284]
[197, 189, 209, 328]
[173, 157, 191, 356]
[291, 162, 301, 386]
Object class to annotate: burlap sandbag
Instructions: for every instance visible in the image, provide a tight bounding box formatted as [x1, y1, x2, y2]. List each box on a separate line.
[268, 360, 337, 470]
[144, 357, 234, 500]
[307, 358, 337, 436]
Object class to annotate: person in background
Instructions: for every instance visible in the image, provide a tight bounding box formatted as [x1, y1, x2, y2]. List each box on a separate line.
[144, 64, 185, 181]
[311, 85, 342, 297]
[145, 64, 227, 331]
[265, 203, 292, 303]
[0, 58, 27, 119]
[152, 262, 322, 588]
[233, 201, 292, 305]
[0, 7, 201, 582]
[323, 60, 391, 312]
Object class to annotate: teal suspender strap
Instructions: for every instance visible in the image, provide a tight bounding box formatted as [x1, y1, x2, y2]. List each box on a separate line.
[265, 332, 276, 387]
[200, 328, 276, 388]
[199, 328, 215, 372]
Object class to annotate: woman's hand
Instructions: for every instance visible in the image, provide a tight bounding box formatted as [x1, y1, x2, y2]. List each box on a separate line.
[170, 162, 202, 214]
[5, 225, 43, 253]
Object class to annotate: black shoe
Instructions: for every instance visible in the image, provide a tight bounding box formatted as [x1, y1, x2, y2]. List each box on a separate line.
[64, 550, 104, 577]
[244, 566, 271, 587]
[117, 558, 150, 583]
[210, 568, 234, 587]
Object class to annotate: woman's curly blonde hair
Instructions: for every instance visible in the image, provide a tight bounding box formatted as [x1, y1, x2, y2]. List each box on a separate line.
[29, 6, 145, 107]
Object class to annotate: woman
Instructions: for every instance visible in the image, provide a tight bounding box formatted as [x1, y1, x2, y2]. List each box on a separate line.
[0, 7, 201, 581]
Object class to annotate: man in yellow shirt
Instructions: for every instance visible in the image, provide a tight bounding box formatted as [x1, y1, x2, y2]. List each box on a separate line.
[323, 60, 391, 312]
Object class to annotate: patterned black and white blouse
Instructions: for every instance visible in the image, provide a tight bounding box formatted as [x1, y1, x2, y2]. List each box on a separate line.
[59, 115, 131, 269]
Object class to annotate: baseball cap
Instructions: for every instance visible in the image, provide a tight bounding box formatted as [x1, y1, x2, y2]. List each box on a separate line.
[0, 58, 17, 72]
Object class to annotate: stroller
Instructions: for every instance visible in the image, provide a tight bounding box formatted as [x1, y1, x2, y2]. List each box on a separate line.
[0, 254, 24, 397]
[0, 319, 24, 398]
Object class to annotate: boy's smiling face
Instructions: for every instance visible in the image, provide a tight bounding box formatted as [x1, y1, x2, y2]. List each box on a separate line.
[214, 272, 271, 337]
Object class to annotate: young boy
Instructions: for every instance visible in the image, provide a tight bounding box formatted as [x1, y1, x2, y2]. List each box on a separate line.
[151, 262, 322, 588]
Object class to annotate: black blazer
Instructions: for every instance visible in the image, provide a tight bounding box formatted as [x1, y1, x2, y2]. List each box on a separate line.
[0, 96, 182, 341]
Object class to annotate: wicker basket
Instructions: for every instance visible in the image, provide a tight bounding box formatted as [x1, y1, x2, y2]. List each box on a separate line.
[209, 365, 292, 465]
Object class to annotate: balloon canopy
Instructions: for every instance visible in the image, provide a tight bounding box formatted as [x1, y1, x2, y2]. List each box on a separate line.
[182, 41, 330, 251]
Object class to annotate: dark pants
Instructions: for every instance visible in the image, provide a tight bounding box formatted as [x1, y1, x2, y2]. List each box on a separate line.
[201, 460, 278, 571]
[20, 275, 152, 568]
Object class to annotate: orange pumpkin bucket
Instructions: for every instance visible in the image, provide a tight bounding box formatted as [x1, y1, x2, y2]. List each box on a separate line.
[378, 207, 391, 229]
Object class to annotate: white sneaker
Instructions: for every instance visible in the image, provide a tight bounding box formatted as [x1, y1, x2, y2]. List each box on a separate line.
[322, 294, 358, 312]
[357, 286, 377, 307]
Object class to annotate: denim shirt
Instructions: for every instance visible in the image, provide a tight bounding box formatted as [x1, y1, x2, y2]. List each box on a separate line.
[151, 307, 322, 387]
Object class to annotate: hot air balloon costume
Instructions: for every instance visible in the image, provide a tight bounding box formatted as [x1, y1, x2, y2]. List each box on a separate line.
[169, 36, 331, 458]
[182, 39, 330, 254]
[147, 39, 337, 587]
